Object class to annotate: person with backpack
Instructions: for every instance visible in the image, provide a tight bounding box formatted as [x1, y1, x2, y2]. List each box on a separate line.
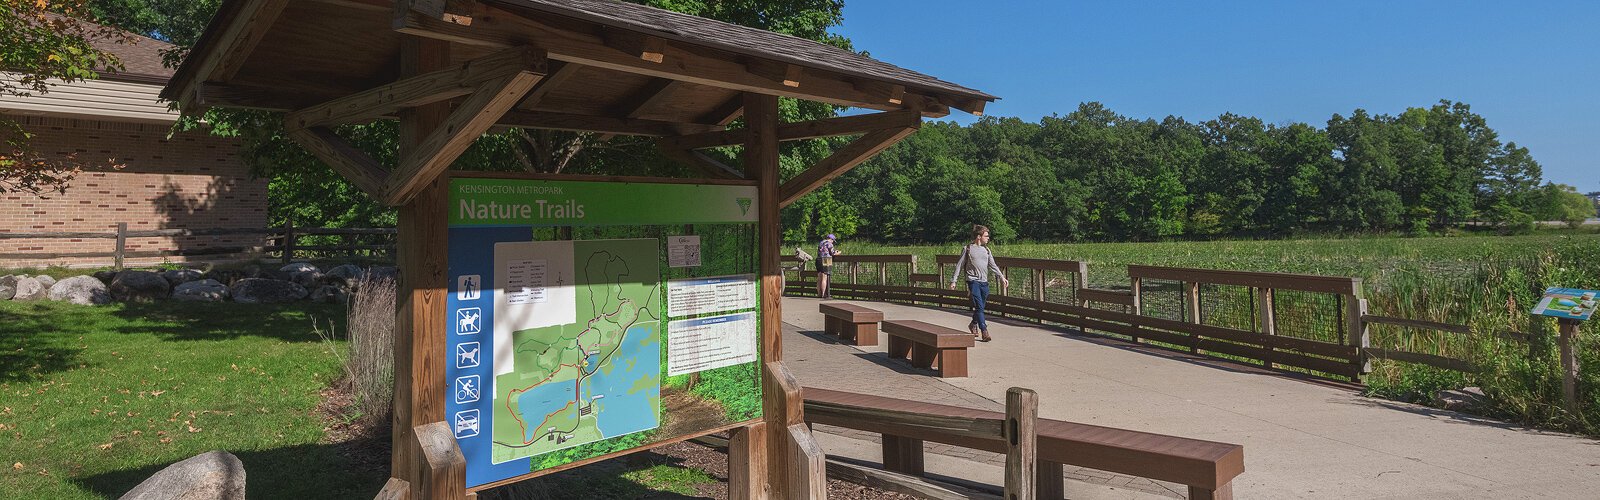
[816, 233, 842, 298]
[949, 224, 1008, 342]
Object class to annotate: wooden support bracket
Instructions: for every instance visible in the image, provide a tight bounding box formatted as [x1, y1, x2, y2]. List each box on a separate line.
[778, 125, 919, 207]
[385, 70, 546, 205]
[287, 46, 546, 132]
[660, 110, 921, 150]
[285, 126, 392, 201]
[656, 144, 744, 180]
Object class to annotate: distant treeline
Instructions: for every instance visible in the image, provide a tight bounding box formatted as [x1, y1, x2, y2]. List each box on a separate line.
[784, 100, 1596, 243]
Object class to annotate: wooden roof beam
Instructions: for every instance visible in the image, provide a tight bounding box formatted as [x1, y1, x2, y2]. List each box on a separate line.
[394, 4, 957, 118]
[286, 127, 391, 201]
[516, 61, 582, 110]
[746, 59, 803, 88]
[602, 27, 666, 63]
[173, 0, 290, 114]
[394, 0, 480, 26]
[385, 69, 545, 205]
[612, 78, 680, 119]
[698, 96, 744, 126]
[659, 110, 920, 150]
[778, 125, 919, 208]
[497, 111, 716, 136]
[285, 45, 547, 132]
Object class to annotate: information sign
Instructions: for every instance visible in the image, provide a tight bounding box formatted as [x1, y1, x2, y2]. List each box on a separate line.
[1533, 287, 1600, 321]
[447, 176, 762, 488]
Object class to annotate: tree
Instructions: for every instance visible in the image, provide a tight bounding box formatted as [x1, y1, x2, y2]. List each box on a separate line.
[1, 0, 127, 195]
[1532, 183, 1595, 229]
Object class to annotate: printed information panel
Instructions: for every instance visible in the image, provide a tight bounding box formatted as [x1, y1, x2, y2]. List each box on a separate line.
[666, 274, 757, 318]
[666, 312, 759, 376]
[1533, 287, 1599, 321]
[447, 176, 762, 488]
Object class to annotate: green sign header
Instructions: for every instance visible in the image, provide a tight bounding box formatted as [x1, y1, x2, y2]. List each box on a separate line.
[449, 177, 758, 227]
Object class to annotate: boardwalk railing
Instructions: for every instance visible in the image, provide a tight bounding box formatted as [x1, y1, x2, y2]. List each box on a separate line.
[784, 253, 1542, 385]
[804, 387, 1244, 500]
[0, 223, 396, 269]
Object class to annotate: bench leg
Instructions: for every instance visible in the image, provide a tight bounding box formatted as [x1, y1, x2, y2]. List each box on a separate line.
[881, 435, 925, 477]
[824, 316, 841, 338]
[1189, 483, 1233, 500]
[911, 344, 936, 369]
[887, 336, 911, 360]
[852, 322, 878, 346]
[937, 348, 967, 378]
[1037, 460, 1064, 500]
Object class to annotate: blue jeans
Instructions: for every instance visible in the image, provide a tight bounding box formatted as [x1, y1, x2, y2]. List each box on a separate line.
[967, 280, 990, 332]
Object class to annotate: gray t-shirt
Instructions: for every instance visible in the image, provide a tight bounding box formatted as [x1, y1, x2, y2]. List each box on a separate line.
[951, 244, 1003, 285]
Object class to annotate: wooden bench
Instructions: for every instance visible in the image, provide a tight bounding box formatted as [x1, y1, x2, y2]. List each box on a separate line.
[804, 387, 1246, 500]
[882, 320, 974, 378]
[820, 302, 884, 346]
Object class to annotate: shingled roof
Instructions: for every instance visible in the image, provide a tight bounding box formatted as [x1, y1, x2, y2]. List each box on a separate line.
[45, 13, 177, 83]
[498, 0, 995, 102]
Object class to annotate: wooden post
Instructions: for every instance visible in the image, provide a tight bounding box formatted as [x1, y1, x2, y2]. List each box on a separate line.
[1033, 269, 1045, 302]
[282, 217, 296, 264]
[879, 261, 888, 285]
[729, 422, 769, 500]
[413, 421, 467, 498]
[1128, 276, 1142, 343]
[1004, 387, 1038, 500]
[881, 434, 925, 476]
[1036, 460, 1065, 500]
[786, 423, 828, 499]
[1348, 297, 1371, 377]
[393, 35, 458, 500]
[1559, 319, 1582, 412]
[1073, 264, 1088, 308]
[1185, 282, 1201, 354]
[1257, 288, 1276, 369]
[113, 222, 127, 271]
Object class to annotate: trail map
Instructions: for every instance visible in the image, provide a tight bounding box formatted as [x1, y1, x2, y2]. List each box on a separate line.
[489, 239, 662, 463]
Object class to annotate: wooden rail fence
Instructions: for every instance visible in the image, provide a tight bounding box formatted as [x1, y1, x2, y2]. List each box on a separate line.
[0, 222, 397, 269]
[783, 253, 1558, 392]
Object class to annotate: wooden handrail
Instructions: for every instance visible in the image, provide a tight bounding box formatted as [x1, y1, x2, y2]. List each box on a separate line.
[1127, 265, 1360, 295]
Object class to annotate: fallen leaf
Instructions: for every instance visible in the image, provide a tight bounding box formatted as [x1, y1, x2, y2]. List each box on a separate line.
[11, 462, 21, 470]
[186, 425, 201, 433]
[97, 443, 112, 450]
[149, 390, 165, 397]
[158, 437, 171, 444]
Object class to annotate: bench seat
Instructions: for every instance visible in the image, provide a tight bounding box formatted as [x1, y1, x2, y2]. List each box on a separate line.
[882, 319, 974, 378]
[820, 302, 884, 346]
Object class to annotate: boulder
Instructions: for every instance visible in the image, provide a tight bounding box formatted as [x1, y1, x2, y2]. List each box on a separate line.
[288, 270, 323, 289]
[172, 279, 230, 303]
[310, 285, 349, 304]
[230, 279, 307, 304]
[110, 271, 172, 302]
[161, 269, 205, 287]
[93, 270, 119, 285]
[118, 450, 245, 500]
[0, 275, 16, 301]
[368, 266, 399, 281]
[34, 275, 57, 287]
[48, 276, 113, 305]
[204, 269, 250, 286]
[322, 264, 366, 287]
[279, 262, 319, 274]
[12, 277, 48, 301]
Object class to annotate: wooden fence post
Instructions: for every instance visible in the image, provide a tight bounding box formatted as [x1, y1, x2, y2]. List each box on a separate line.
[882, 434, 925, 476]
[113, 222, 127, 271]
[1348, 297, 1371, 377]
[1004, 387, 1038, 500]
[1185, 282, 1201, 354]
[1128, 276, 1143, 343]
[1034, 269, 1045, 302]
[729, 422, 768, 500]
[1073, 263, 1088, 308]
[1257, 288, 1276, 368]
[1559, 319, 1582, 412]
[282, 217, 296, 264]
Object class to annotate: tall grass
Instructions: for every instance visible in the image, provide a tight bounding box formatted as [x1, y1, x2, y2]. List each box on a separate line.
[315, 275, 396, 422]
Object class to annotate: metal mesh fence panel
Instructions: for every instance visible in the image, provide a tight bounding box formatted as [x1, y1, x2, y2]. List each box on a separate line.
[1199, 283, 1256, 332]
[1137, 279, 1185, 321]
[1003, 267, 1036, 298]
[1272, 290, 1344, 345]
[887, 262, 911, 287]
[1042, 270, 1079, 305]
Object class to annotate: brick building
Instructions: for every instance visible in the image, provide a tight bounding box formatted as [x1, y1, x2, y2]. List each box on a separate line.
[1, 27, 268, 268]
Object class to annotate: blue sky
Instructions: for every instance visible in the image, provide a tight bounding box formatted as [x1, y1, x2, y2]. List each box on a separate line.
[833, 1, 1598, 190]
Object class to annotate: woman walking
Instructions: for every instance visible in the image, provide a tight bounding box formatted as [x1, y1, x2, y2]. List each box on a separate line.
[949, 224, 1009, 342]
[816, 233, 841, 298]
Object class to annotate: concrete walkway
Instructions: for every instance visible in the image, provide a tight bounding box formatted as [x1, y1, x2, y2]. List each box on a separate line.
[781, 296, 1600, 499]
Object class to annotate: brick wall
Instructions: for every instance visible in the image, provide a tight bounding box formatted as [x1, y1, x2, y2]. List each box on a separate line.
[0, 115, 269, 268]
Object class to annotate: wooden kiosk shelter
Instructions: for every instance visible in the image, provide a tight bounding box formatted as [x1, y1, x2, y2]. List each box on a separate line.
[161, 0, 995, 498]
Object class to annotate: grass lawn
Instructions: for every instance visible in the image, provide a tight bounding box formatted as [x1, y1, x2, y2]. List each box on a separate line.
[0, 300, 385, 499]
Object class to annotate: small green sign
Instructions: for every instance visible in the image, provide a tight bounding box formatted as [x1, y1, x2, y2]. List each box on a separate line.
[449, 177, 759, 227]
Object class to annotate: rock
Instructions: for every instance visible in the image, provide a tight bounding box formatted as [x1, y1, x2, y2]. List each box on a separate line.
[368, 266, 398, 281]
[12, 277, 48, 301]
[48, 276, 113, 305]
[280, 262, 319, 274]
[172, 279, 230, 303]
[110, 271, 172, 302]
[118, 450, 245, 500]
[0, 276, 16, 301]
[310, 285, 349, 304]
[1436, 387, 1487, 412]
[34, 275, 57, 287]
[288, 270, 323, 289]
[204, 269, 250, 286]
[229, 279, 307, 304]
[161, 269, 205, 287]
[93, 270, 119, 285]
[323, 264, 366, 287]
